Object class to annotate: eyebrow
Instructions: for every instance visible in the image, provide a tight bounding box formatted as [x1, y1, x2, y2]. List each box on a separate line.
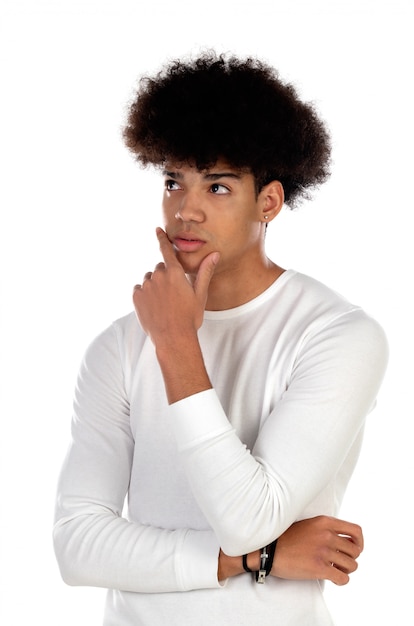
[204, 172, 242, 181]
[162, 169, 242, 181]
[162, 170, 183, 180]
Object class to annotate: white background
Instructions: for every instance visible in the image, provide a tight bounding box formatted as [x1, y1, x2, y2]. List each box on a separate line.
[0, 0, 412, 623]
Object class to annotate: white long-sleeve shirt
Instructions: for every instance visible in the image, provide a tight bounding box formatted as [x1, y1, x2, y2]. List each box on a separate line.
[54, 270, 388, 625]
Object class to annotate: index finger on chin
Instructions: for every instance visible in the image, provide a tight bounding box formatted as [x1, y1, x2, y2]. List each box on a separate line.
[156, 227, 179, 267]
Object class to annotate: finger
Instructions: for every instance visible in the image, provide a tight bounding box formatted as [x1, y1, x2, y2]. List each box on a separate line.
[143, 271, 153, 282]
[194, 252, 220, 303]
[156, 227, 181, 267]
[336, 523, 364, 552]
[329, 549, 359, 575]
[335, 534, 363, 559]
[326, 565, 350, 587]
[312, 558, 351, 586]
[133, 270, 154, 297]
[323, 516, 364, 551]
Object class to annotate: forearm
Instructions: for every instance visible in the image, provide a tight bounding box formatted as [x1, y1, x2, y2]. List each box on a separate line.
[155, 332, 212, 404]
[55, 420, 221, 593]
[54, 504, 221, 593]
[170, 389, 296, 555]
[55, 324, 221, 594]
[218, 549, 260, 581]
[218, 516, 364, 586]
[168, 315, 387, 556]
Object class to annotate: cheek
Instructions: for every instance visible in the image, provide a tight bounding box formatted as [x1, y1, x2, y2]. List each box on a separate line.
[224, 217, 256, 240]
[161, 199, 174, 223]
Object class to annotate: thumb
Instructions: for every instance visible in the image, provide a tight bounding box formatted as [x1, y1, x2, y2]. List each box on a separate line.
[194, 252, 220, 304]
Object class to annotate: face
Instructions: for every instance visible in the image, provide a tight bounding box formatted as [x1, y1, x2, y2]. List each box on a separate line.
[162, 160, 266, 280]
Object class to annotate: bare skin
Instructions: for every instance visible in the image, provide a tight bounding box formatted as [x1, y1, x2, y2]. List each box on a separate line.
[134, 162, 285, 404]
[134, 227, 216, 403]
[133, 162, 364, 586]
[218, 515, 363, 586]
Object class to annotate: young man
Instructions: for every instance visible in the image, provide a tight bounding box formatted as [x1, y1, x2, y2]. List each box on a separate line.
[54, 53, 388, 625]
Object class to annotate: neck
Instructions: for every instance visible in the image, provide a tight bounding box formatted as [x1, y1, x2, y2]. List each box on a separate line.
[202, 258, 284, 311]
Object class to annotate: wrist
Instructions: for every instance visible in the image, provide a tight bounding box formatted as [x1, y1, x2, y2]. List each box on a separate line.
[243, 550, 261, 572]
[242, 542, 277, 583]
[154, 327, 199, 355]
[155, 335, 212, 404]
[218, 550, 243, 581]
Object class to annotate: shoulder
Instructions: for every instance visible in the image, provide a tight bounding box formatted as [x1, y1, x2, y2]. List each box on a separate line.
[281, 271, 384, 327]
[283, 271, 388, 372]
[74, 312, 148, 400]
[81, 311, 145, 370]
[281, 271, 359, 312]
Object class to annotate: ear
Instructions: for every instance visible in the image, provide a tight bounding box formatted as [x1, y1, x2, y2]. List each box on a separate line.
[259, 180, 284, 223]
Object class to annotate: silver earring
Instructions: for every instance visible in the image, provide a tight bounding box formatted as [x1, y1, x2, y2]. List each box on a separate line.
[264, 215, 269, 220]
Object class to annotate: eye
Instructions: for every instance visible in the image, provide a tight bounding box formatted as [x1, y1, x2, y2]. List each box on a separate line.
[165, 179, 182, 191]
[210, 183, 230, 195]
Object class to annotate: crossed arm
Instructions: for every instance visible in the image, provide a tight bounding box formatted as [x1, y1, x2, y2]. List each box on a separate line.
[132, 229, 364, 587]
[218, 515, 363, 586]
[54, 229, 378, 593]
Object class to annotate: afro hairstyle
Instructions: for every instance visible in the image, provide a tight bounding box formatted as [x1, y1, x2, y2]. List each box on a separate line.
[123, 52, 331, 208]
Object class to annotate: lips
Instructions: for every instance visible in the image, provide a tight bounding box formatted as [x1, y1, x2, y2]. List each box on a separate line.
[172, 232, 206, 253]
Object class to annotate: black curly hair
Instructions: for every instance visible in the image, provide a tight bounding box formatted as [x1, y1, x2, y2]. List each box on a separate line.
[123, 52, 331, 208]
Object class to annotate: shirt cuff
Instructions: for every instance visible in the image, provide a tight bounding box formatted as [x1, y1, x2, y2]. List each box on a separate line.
[169, 389, 233, 452]
[177, 529, 224, 590]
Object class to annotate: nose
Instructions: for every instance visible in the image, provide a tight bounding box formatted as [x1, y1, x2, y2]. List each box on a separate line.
[174, 191, 205, 223]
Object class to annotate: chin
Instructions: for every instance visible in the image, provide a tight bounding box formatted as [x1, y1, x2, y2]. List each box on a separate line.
[175, 252, 200, 275]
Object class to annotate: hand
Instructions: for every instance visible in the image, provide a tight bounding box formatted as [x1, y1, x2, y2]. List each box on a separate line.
[271, 515, 363, 586]
[133, 228, 219, 345]
[217, 515, 363, 585]
[133, 228, 220, 403]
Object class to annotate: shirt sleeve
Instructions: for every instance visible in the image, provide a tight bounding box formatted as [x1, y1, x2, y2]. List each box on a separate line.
[169, 311, 388, 556]
[53, 324, 222, 593]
